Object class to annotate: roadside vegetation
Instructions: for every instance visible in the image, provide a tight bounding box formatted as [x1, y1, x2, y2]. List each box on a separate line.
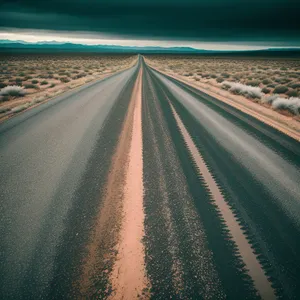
[146, 55, 300, 117]
[0, 54, 137, 120]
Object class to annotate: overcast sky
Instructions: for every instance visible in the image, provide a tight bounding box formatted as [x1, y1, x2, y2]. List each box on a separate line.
[0, 0, 299, 50]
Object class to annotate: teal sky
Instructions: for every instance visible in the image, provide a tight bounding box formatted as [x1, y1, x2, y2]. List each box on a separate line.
[0, 0, 299, 49]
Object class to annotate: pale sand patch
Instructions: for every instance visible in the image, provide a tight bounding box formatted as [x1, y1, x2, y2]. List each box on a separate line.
[148, 64, 300, 142]
[78, 72, 137, 297]
[169, 101, 276, 300]
[109, 68, 149, 299]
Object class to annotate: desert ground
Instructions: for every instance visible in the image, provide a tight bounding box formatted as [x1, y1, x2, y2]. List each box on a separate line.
[145, 55, 300, 121]
[1, 56, 300, 300]
[0, 54, 137, 121]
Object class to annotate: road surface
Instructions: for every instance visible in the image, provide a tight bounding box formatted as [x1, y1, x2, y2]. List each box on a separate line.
[1, 57, 300, 299]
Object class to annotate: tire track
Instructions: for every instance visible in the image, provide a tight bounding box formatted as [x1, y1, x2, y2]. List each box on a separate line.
[168, 100, 276, 299]
[142, 68, 225, 299]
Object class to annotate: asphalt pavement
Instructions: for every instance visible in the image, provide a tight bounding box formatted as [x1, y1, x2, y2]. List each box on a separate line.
[1, 58, 300, 299]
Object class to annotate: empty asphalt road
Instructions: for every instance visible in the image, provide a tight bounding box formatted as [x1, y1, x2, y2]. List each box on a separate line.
[1, 58, 300, 299]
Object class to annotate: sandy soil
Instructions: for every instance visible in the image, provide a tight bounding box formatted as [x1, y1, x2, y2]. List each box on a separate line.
[78, 72, 137, 297]
[109, 68, 149, 299]
[169, 101, 275, 300]
[149, 65, 300, 142]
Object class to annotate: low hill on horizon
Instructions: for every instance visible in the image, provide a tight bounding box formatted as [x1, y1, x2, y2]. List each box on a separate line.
[0, 40, 300, 56]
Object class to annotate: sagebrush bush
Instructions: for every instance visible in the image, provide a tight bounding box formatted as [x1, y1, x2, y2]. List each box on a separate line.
[289, 83, 300, 89]
[216, 77, 224, 83]
[273, 85, 289, 94]
[272, 97, 300, 114]
[221, 73, 230, 78]
[24, 84, 38, 89]
[286, 89, 298, 97]
[262, 87, 271, 94]
[40, 80, 48, 85]
[32, 79, 39, 84]
[246, 80, 260, 87]
[222, 81, 262, 99]
[0, 85, 26, 97]
[262, 79, 272, 85]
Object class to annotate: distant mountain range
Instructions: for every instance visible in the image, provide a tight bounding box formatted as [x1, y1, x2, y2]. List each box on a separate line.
[0, 39, 300, 55]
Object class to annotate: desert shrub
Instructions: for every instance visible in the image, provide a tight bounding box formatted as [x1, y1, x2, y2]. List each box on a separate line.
[221, 73, 230, 78]
[286, 89, 298, 97]
[273, 85, 288, 94]
[0, 83, 7, 88]
[288, 73, 298, 78]
[289, 82, 300, 89]
[222, 82, 231, 90]
[24, 84, 38, 89]
[32, 79, 39, 84]
[60, 77, 70, 83]
[0, 85, 26, 97]
[40, 80, 48, 85]
[272, 97, 300, 114]
[262, 87, 271, 94]
[223, 81, 262, 99]
[216, 77, 224, 83]
[262, 79, 271, 85]
[277, 77, 291, 84]
[50, 83, 56, 88]
[267, 83, 276, 88]
[246, 80, 260, 87]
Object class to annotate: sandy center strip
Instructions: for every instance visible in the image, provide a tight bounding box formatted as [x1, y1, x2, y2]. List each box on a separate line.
[169, 101, 276, 300]
[79, 70, 140, 298]
[109, 68, 149, 299]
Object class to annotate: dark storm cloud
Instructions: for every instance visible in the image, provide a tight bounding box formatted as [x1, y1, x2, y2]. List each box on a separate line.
[0, 0, 299, 44]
